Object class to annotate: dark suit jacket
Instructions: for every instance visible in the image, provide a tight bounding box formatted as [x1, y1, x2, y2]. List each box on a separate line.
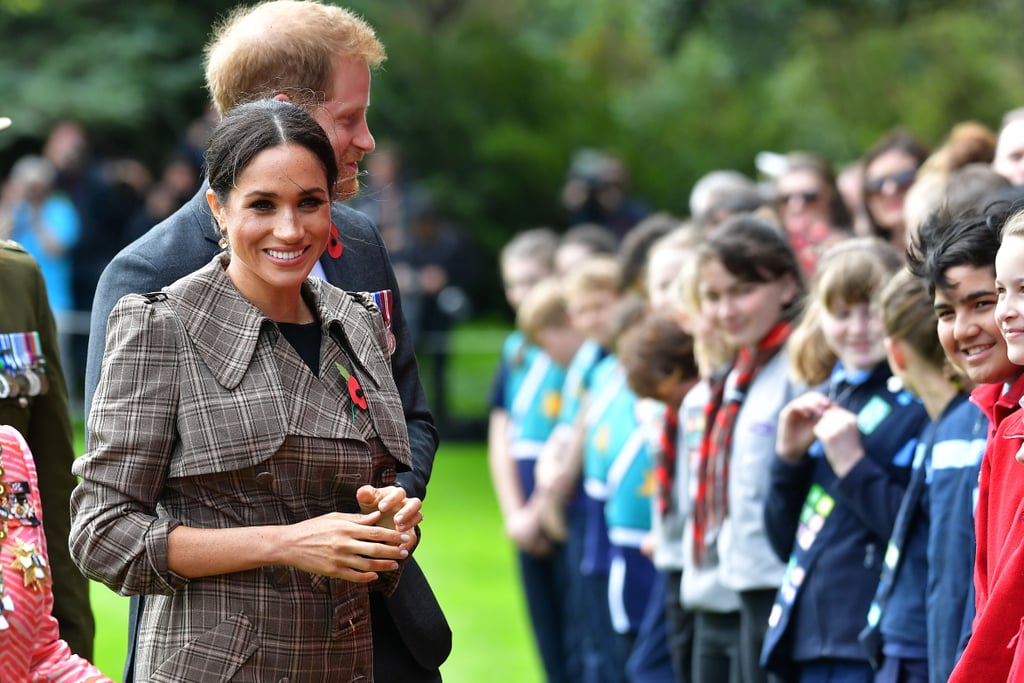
[85, 188, 450, 681]
[0, 241, 94, 658]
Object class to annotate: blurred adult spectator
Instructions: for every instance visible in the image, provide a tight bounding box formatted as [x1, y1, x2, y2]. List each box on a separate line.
[561, 149, 649, 239]
[43, 121, 149, 312]
[904, 121, 1003, 246]
[0, 156, 79, 319]
[176, 104, 218, 179]
[121, 157, 200, 244]
[902, 164, 1011, 251]
[773, 151, 851, 276]
[698, 186, 774, 232]
[391, 192, 474, 431]
[837, 160, 872, 237]
[918, 120, 996, 177]
[688, 169, 760, 224]
[0, 155, 83, 399]
[350, 140, 419, 253]
[43, 121, 149, 400]
[945, 163, 1012, 215]
[859, 128, 930, 250]
[992, 107, 1024, 186]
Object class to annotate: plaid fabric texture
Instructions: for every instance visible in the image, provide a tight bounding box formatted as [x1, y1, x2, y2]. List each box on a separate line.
[71, 256, 411, 681]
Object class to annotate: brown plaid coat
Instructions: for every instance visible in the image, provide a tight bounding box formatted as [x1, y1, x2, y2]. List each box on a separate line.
[71, 255, 412, 682]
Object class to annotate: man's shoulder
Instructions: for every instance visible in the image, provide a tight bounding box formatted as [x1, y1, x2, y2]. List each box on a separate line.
[0, 243, 44, 311]
[332, 202, 380, 242]
[0, 238, 27, 254]
[0, 239, 36, 266]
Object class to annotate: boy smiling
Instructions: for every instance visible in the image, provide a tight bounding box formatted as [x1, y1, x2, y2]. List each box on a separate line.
[908, 206, 1024, 683]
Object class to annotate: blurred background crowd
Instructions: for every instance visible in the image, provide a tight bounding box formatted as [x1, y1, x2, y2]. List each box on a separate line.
[1, 0, 1024, 427]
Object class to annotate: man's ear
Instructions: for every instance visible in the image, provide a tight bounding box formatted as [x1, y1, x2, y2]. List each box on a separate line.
[273, 93, 291, 103]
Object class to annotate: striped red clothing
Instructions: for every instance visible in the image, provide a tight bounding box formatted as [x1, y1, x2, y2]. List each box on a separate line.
[693, 322, 791, 565]
[0, 425, 110, 681]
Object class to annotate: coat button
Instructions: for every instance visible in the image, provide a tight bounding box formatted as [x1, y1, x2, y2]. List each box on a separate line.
[255, 471, 274, 489]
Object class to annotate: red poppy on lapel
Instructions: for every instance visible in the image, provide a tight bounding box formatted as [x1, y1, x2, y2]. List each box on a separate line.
[334, 362, 367, 410]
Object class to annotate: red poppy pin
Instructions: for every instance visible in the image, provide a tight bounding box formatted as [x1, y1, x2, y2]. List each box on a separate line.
[335, 362, 367, 417]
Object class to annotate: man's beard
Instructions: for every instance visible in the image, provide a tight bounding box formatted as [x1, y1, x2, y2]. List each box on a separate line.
[335, 173, 360, 202]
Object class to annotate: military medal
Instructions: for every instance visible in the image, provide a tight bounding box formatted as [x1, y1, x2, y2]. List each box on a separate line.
[22, 368, 41, 397]
[28, 332, 48, 395]
[12, 333, 41, 396]
[11, 541, 48, 591]
[0, 464, 46, 629]
[371, 289, 396, 355]
[0, 337, 18, 399]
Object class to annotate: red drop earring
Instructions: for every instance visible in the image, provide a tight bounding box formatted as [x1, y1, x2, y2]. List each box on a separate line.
[327, 222, 343, 259]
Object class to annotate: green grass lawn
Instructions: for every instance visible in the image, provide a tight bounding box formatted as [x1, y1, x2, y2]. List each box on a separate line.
[81, 322, 545, 682]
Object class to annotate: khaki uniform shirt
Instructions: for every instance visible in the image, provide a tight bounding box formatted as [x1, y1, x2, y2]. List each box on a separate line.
[0, 240, 93, 656]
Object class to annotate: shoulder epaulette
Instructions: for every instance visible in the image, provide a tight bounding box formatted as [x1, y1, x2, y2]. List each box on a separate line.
[140, 292, 169, 304]
[346, 291, 377, 312]
[0, 239, 27, 253]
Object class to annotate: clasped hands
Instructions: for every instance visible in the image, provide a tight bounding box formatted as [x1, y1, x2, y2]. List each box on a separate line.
[282, 484, 422, 583]
[776, 391, 865, 478]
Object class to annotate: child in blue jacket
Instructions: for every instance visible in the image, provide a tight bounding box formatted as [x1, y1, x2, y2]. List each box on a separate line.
[860, 268, 985, 683]
[763, 238, 930, 682]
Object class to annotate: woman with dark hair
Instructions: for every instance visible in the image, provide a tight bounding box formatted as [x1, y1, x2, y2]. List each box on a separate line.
[773, 152, 851, 277]
[860, 129, 930, 249]
[685, 214, 806, 683]
[70, 99, 420, 681]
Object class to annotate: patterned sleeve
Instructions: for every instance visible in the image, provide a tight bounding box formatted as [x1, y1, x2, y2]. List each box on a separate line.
[30, 635, 113, 682]
[70, 294, 188, 596]
[0, 426, 111, 681]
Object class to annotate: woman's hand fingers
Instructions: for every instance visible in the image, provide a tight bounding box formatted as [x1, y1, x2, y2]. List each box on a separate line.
[282, 512, 411, 579]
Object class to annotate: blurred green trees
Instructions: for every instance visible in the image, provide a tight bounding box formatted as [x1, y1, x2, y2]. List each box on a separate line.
[2, 0, 1022, 314]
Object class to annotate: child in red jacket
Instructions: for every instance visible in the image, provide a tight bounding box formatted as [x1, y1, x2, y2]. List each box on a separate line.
[907, 205, 1024, 683]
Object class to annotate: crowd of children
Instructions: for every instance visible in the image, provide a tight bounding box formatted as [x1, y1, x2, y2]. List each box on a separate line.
[488, 111, 1024, 683]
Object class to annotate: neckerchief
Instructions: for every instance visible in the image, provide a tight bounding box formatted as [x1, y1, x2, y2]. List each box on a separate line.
[654, 404, 679, 518]
[693, 320, 791, 565]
